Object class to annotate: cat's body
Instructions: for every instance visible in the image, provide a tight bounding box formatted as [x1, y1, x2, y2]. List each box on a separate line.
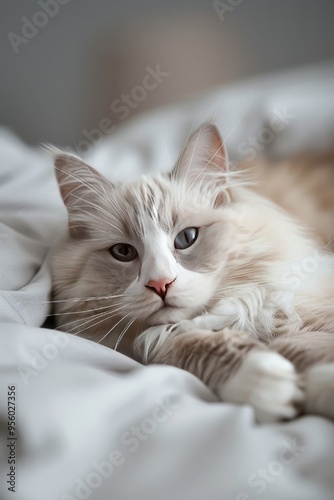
[51, 124, 334, 423]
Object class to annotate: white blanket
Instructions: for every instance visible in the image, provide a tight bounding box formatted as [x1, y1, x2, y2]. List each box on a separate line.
[1, 62, 334, 500]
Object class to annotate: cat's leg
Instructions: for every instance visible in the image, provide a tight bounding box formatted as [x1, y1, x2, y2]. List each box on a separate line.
[140, 328, 304, 424]
[270, 331, 334, 419]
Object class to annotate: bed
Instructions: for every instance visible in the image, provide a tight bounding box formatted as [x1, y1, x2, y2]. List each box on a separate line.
[1, 61, 334, 500]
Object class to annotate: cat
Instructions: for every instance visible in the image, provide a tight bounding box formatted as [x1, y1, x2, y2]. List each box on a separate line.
[51, 123, 334, 423]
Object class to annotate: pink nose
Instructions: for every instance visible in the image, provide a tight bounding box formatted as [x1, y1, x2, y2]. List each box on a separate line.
[146, 277, 176, 300]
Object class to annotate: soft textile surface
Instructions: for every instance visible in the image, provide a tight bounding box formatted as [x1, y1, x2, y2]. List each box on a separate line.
[1, 62, 334, 500]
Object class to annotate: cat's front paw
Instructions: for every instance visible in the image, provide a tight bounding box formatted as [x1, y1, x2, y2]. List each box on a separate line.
[219, 351, 304, 424]
[134, 321, 201, 363]
[134, 324, 173, 363]
[170, 315, 225, 336]
[170, 319, 200, 336]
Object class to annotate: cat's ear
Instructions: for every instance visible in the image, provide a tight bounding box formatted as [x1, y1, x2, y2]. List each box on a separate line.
[172, 123, 228, 184]
[54, 153, 113, 239]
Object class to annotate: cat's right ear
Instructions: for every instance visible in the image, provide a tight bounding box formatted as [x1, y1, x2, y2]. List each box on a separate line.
[172, 123, 228, 183]
[171, 123, 231, 205]
[53, 152, 113, 239]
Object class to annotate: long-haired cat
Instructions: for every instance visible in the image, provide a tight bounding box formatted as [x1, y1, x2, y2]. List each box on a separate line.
[51, 123, 334, 423]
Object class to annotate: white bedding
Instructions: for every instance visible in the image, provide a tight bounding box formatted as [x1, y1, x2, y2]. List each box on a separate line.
[1, 62, 334, 500]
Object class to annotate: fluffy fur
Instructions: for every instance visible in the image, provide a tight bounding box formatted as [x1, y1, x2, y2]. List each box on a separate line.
[51, 123, 334, 423]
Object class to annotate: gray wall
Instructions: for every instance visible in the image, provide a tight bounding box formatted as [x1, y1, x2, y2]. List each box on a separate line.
[1, 0, 334, 147]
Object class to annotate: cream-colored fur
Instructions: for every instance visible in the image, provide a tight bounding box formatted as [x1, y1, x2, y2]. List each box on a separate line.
[51, 123, 334, 423]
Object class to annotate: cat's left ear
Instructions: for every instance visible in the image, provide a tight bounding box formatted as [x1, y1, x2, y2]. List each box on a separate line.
[172, 123, 228, 184]
[52, 152, 113, 239]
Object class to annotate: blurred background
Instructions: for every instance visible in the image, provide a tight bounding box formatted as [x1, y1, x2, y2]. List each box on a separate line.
[1, 0, 334, 148]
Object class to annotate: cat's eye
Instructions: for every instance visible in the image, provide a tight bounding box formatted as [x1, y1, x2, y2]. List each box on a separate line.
[174, 227, 198, 250]
[109, 243, 138, 262]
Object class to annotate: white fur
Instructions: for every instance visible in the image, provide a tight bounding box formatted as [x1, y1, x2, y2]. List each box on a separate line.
[219, 351, 304, 423]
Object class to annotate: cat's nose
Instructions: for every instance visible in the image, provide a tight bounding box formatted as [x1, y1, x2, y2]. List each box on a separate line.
[146, 277, 176, 300]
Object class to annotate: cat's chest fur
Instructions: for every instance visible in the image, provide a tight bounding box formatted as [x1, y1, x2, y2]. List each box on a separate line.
[208, 288, 300, 343]
[209, 253, 334, 341]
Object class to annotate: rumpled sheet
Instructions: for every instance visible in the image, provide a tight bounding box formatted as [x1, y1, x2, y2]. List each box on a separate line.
[1, 62, 334, 500]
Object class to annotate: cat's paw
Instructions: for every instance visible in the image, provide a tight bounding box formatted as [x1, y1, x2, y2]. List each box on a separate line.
[170, 319, 199, 336]
[219, 351, 304, 424]
[134, 324, 175, 363]
[135, 321, 203, 363]
[170, 315, 225, 336]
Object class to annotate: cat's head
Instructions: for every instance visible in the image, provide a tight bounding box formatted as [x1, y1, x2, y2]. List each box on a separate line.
[52, 123, 282, 344]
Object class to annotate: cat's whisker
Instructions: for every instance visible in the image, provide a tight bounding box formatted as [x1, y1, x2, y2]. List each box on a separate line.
[58, 301, 130, 328]
[66, 308, 129, 337]
[96, 311, 134, 345]
[59, 313, 112, 334]
[70, 127, 81, 157]
[56, 307, 126, 333]
[50, 300, 126, 316]
[322, 236, 334, 250]
[43, 293, 127, 304]
[114, 314, 139, 351]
